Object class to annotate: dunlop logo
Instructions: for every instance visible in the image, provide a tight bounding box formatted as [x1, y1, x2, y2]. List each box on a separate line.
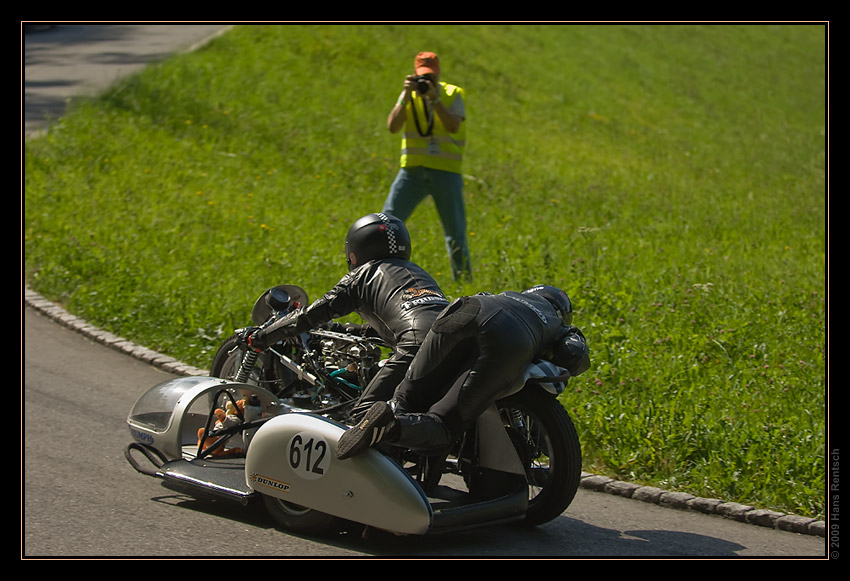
[249, 472, 291, 492]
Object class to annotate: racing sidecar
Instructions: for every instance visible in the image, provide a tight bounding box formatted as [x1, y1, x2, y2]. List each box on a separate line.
[125, 375, 534, 536]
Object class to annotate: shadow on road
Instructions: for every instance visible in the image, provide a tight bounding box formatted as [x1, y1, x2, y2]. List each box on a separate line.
[153, 490, 749, 558]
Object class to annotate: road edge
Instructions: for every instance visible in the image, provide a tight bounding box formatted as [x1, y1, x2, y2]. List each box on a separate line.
[22, 286, 826, 538]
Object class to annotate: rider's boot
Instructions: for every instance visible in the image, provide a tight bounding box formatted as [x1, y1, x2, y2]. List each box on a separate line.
[336, 401, 398, 460]
[336, 403, 452, 461]
[392, 412, 452, 451]
[393, 413, 454, 493]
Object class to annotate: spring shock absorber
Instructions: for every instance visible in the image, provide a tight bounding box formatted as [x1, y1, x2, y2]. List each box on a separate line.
[508, 408, 527, 439]
[235, 349, 258, 383]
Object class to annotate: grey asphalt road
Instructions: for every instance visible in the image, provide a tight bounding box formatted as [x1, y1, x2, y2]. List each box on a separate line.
[24, 23, 232, 134]
[22, 23, 828, 558]
[22, 305, 828, 557]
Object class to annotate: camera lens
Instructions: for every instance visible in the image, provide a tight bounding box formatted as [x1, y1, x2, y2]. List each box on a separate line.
[416, 76, 429, 94]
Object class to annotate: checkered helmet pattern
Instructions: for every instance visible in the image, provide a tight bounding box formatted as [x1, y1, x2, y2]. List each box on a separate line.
[377, 213, 399, 255]
[345, 213, 412, 270]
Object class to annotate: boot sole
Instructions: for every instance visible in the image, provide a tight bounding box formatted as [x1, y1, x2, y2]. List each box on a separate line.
[336, 402, 394, 460]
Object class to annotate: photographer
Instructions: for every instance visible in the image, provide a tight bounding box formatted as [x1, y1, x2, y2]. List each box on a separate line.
[384, 52, 472, 280]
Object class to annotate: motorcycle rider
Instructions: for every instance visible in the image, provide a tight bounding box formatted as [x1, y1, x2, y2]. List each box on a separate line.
[247, 213, 450, 418]
[336, 285, 591, 460]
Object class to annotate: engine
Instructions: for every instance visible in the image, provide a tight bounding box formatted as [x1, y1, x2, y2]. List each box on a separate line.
[317, 331, 384, 388]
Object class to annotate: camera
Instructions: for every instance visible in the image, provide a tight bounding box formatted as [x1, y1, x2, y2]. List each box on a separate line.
[414, 75, 431, 95]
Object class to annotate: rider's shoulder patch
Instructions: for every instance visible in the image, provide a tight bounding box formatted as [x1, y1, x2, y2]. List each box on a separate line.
[400, 287, 450, 310]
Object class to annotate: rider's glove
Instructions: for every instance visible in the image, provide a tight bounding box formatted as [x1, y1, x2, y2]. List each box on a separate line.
[246, 328, 268, 351]
[318, 322, 375, 338]
[344, 322, 368, 335]
[237, 326, 259, 346]
[247, 311, 300, 350]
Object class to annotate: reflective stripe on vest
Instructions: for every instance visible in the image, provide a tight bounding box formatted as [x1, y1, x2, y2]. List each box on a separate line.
[400, 82, 466, 174]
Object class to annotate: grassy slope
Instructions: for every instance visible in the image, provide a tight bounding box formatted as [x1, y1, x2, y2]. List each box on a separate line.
[24, 24, 827, 518]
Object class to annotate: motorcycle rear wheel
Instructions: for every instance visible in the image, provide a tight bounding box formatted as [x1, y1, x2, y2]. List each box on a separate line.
[498, 387, 582, 526]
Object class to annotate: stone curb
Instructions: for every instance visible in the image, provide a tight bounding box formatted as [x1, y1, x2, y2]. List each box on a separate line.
[24, 287, 208, 377]
[24, 287, 825, 538]
[579, 473, 825, 537]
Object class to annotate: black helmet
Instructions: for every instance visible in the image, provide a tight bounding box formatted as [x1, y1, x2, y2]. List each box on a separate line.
[345, 213, 412, 270]
[522, 284, 573, 326]
[552, 327, 590, 376]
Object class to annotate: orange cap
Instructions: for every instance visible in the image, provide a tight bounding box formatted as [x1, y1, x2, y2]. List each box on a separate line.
[415, 52, 440, 76]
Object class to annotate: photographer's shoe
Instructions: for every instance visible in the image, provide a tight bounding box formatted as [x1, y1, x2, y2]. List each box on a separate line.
[337, 401, 397, 460]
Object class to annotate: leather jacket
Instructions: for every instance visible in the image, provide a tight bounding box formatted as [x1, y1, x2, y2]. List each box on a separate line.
[259, 258, 449, 349]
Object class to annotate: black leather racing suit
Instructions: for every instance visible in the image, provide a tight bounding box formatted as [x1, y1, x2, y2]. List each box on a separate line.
[253, 257, 450, 412]
[390, 291, 584, 451]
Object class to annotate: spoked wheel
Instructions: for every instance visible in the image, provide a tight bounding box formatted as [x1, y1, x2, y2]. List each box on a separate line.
[261, 494, 338, 535]
[498, 387, 582, 526]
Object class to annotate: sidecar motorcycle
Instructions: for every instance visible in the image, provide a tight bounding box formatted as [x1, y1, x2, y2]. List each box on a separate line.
[125, 284, 583, 536]
[125, 366, 581, 536]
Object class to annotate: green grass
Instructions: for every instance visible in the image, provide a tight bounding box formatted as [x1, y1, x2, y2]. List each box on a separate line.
[24, 24, 827, 520]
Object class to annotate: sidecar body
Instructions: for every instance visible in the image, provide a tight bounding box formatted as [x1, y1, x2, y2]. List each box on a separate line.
[126, 376, 530, 536]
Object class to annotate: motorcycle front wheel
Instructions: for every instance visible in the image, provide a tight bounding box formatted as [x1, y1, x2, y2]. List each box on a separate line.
[498, 387, 582, 526]
[210, 334, 264, 384]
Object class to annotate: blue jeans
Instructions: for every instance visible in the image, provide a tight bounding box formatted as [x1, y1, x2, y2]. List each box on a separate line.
[383, 166, 472, 280]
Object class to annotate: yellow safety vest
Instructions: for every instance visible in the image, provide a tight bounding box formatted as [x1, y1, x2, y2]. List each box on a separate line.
[400, 82, 466, 174]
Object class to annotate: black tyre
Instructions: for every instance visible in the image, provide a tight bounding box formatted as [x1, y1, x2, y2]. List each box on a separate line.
[498, 387, 582, 526]
[261, 494, 337, 535]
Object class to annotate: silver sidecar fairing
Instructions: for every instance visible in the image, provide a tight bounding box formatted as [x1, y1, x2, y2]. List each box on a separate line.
[245, 413, 433, 535]
[127, 376, 284, 460]
[127, 361, 568, 535]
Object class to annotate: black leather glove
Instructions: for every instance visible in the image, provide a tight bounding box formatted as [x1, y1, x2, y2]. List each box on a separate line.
[247, 311, 299, 351]
[319, 321, 376, 338]
[318, 321, 347, 333]
[345, 322, 378, 337]
[246, 328, 268, 351]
